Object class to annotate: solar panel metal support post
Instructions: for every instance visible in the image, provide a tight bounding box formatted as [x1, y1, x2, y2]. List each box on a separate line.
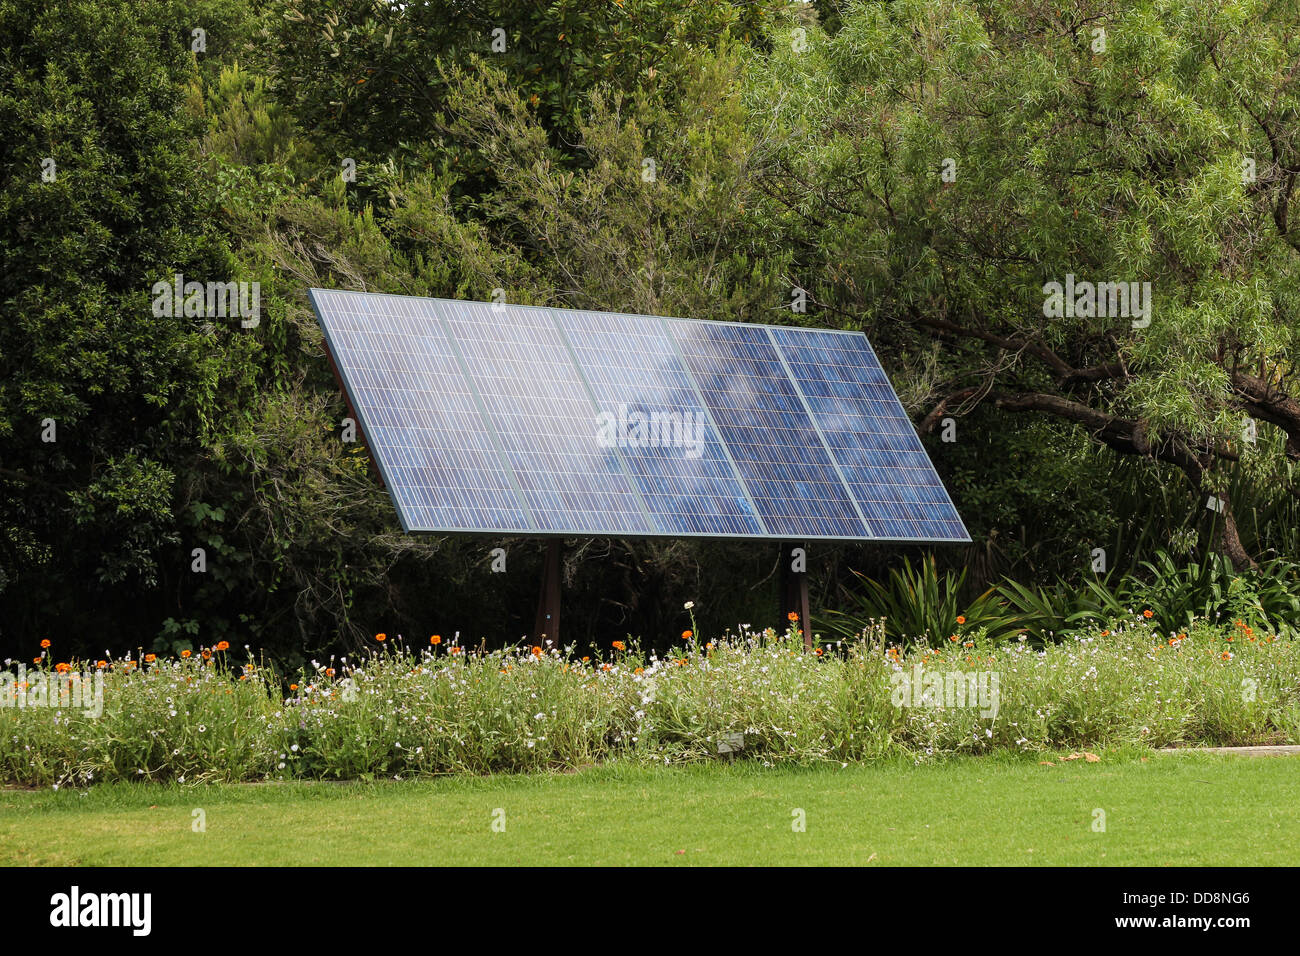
[533, 540, 562, 648]
[780, 542, 813, 650]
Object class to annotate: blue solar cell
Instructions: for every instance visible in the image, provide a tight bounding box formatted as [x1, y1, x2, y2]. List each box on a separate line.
[431, 300, 653, 535]
[665, 320, 870, 538]
[309, 290, 532, 532]
[771, 327, 969, 541]
[555, 309, 765, 535]
[311, 289, 967, 543]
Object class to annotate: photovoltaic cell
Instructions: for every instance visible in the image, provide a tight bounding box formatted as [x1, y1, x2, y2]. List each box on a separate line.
[771, 327, 968, 541]
[555, 309, 764, 535]
[309, 289, 969, 543]
[309, 290, 531, 532]
[431, 300, 653, 535]
[665, 320, 869, 538]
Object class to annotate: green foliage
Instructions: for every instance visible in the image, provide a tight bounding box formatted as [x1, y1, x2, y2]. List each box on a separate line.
[820, 555, 1024, 644]
[0, 0, 233, 637]
[268, 0, 781, 163]
[827, 550, 1300, 646]
[742, 0, 1300, 567]
[6, 619, 1300, 786]
[1077, 552, 1300, 638]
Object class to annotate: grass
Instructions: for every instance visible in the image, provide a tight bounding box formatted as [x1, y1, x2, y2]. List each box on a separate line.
[3, 750, 1298, 866]
[7, 619, 1299, 788]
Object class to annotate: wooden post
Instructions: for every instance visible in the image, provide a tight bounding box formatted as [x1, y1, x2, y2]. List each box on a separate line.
[780, 541, 812, 650]
[533, 540, 562, 648]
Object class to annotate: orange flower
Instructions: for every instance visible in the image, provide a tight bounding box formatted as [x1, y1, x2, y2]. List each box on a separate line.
[289, 683, 299, 691]
[202, 649, 212, 659]
[55, 662, 70, 674]
[32, 657, 40, 665]
[450, 646, 463, 655]
[96, 660, 107, 669]
[430, 635, 442, 645]
[705, 642, 714, 650]
[601, 663, 612, 671]
[531, 646, 542, 657]
[145, 653, 157, 663]
[814, 647, 824, 656]
[40, 639, 50, 649]
[956, 616, 966, 625]
[963, 641, 974, 648]
[634, 667, 644, 674]
[612, 640, 626, 651]
[1101, 630, 1110, 637]
[1142, 610, 1154, 619]
[325, 667, 335, 677]
[215, 641, 230, 651]
[681, 630, 693, 640]
[582, 656, 590, 663]
[180, 650, 192, 659]
[375, 633, 387, 642]
[787, 612, 799, 622]
[949, 635, 958, 643]
[1221, 651, 1232, 660]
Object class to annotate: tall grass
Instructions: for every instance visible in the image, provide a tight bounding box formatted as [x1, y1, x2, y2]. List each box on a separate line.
[4, 616, 1299, 787]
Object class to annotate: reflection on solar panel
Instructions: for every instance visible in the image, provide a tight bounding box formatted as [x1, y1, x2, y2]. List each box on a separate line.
[309, 289, 969, 542]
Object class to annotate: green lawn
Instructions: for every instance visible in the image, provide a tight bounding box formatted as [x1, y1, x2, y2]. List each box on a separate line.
[2, 751, 1297, 866]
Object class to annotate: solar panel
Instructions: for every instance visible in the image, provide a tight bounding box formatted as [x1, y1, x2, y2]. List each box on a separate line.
[431, 299, 653, 535]
[310, 290, 531, 532]
[664, 319, 869, 538]
[771, 327, 968, 541]
[555, 309, 764, 536]
[308, 290, 969, 542]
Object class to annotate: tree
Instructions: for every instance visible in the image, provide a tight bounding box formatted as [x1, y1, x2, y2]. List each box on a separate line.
[745, 0, 1300, 568]
[0, 0, 235, 642]
[268, 0, 780, 164]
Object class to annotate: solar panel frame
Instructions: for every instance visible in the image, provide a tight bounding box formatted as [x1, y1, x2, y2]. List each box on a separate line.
[308, 290, 970, 543]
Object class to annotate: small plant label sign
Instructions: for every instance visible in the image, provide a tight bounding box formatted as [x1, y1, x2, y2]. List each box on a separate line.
[717, 732, 745, 755]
